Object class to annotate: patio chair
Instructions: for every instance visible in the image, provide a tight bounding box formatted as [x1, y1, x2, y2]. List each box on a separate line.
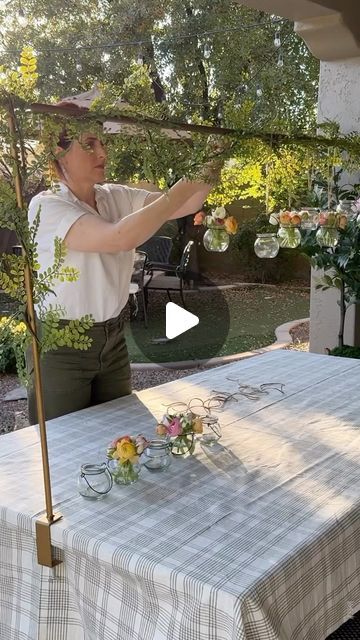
[138, 235, 173, 271]
[130, 250, 152, 328]
[144, 240, 195, 309]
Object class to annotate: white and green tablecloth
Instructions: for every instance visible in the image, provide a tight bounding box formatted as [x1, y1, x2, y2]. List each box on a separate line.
[1, 350, 360, 640]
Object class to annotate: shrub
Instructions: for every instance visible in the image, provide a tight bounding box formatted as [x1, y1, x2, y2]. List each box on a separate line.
[0, 317, 27, 377]
[328, 345, 360, 359]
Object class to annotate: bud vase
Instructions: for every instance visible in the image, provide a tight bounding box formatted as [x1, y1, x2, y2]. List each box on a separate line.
[203, 228, 230, 252]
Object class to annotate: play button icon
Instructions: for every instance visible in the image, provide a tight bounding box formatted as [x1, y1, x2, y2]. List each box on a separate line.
[166, 302, 199, 339]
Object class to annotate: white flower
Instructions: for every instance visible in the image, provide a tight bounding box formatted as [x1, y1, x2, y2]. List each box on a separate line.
[213, 206, 226, 219]
[206, 215, 214, 226]
[269, 212, 279, 226]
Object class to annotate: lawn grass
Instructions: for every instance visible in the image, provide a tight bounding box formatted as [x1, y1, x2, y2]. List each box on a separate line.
[125, 285, 310, 363]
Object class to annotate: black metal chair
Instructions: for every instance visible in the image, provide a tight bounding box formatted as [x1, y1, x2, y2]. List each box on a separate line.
[138, 236, 173, 271]
[129, 250, 152, 327]
[144, 240, 195, 309]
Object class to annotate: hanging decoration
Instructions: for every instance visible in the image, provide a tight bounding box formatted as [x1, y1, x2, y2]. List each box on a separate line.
[193, 206, 238, 253]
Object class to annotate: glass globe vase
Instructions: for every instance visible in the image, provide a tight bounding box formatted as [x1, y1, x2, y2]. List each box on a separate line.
[316, 226, 339, 248]
[254, 233, 279, 258]
[277, 225, 301, 249]
[300, 208, 319, 230]
[203, 228, 230, 252]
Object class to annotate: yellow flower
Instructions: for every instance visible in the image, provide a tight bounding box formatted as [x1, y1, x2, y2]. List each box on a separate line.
[192, 418, 203, 434]
[114, 439, 138, 464]
[224, 216, 238, 235]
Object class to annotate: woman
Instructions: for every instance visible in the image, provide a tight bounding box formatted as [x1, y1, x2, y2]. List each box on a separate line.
[27, 130, 224, 424]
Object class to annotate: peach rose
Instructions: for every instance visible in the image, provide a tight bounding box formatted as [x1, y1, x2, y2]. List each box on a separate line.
[224, 216, 238, 235]
[156, 423, 168, 436]
[192, 418, 203, 434]
[194, 211, 206, 226]
[279, 211, 291, 225]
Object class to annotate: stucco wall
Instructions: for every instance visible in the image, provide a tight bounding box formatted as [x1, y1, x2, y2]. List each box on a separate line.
[310, 57, 360, 353]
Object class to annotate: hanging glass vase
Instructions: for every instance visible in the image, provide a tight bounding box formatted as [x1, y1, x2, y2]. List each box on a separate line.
[203, 227, 230, 252]
[336, 200, 356, 220]
[254, 233, 279, 258]
[316, 226, 339, 248]
[277, 225, 301, 249]
[300, 208, 319, 230]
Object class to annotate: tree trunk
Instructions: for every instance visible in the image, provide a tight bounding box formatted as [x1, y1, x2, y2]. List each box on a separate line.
[143, 40, 166, 103]
[184, 3, 211, 121]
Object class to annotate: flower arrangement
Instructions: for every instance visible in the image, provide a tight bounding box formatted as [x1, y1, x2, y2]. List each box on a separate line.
[194, 206, 238, 253]
[106, 434, 149, 484]
[156, 411, 203, 455]
[194, 206, 238, 234]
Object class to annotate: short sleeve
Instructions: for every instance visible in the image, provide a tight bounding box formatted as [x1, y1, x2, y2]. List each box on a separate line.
[105, 184, 155, 218]
[28, 194, 87, 242]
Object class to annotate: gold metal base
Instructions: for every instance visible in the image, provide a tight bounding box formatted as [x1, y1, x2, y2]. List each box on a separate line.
[35, 512, 63, 567]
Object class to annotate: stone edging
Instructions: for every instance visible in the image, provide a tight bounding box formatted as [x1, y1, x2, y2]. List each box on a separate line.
[130, 317, 310, 371]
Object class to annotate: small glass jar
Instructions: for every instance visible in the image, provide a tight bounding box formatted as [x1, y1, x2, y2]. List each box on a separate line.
[142, 439, 172, 472]
[336, 200, 356, 220]
[78, 462, 113, 500]
[199, 416, 222, 446]
[254, 233, 279, 258]
[300, 208, 319, 230]
[277, 225, 301, 249]
[203, 228, 230, 252]
[316, 226, 339, 248]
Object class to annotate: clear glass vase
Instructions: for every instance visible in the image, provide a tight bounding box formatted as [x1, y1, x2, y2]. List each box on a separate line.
[300, 208, 319, 230]
[277, 225, 301, 249]
[336, 200, 356, 220]
[203, 228, 230, 252]
[316, 226, 339, 248]
[107, 459, 141, 485]
[142, 439, 172, 472]
[254, 233, 279, 258]
[199, 416, 222, 446]
[78, 462, 113, 499]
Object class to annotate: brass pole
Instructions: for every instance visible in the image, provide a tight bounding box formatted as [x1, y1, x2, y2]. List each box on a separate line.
[7, 99, 62, 567]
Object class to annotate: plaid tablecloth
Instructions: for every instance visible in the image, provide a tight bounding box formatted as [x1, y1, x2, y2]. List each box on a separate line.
[1, 350, 360, 640]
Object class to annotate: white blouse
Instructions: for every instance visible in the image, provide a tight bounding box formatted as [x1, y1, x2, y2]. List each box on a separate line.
[28, 182, 152, 322]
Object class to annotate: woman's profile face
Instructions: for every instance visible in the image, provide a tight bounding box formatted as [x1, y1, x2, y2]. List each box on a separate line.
[57, 133, 107, 185]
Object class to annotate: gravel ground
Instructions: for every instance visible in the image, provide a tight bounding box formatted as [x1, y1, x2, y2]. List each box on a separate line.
[0, 321, 310, 435]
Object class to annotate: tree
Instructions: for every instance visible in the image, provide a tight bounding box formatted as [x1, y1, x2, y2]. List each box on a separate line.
[0, 1, 319, 132]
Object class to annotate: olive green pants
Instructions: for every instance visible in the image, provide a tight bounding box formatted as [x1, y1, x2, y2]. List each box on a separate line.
[27, 314, 131, 425]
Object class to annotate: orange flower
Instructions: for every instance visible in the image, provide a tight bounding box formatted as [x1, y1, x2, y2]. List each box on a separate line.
[114, 438, 139, 464]
[224, 216, 238, 235]
[156, 423, 168, 436]
[194, 211, 206, 226]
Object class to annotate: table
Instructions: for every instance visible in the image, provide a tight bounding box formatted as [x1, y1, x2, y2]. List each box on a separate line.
[1, 350, 360, 640]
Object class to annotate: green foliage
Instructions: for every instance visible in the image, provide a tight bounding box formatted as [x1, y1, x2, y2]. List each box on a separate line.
[0, 50, 94, 384]
[0, 2, 318, 134]
[328, 345, 360, 359]
[0, 317, 28, 383]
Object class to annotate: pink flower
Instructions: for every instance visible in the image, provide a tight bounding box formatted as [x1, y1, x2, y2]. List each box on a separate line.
[166, 417, 182, 437]
[135, 435, 149, 454]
